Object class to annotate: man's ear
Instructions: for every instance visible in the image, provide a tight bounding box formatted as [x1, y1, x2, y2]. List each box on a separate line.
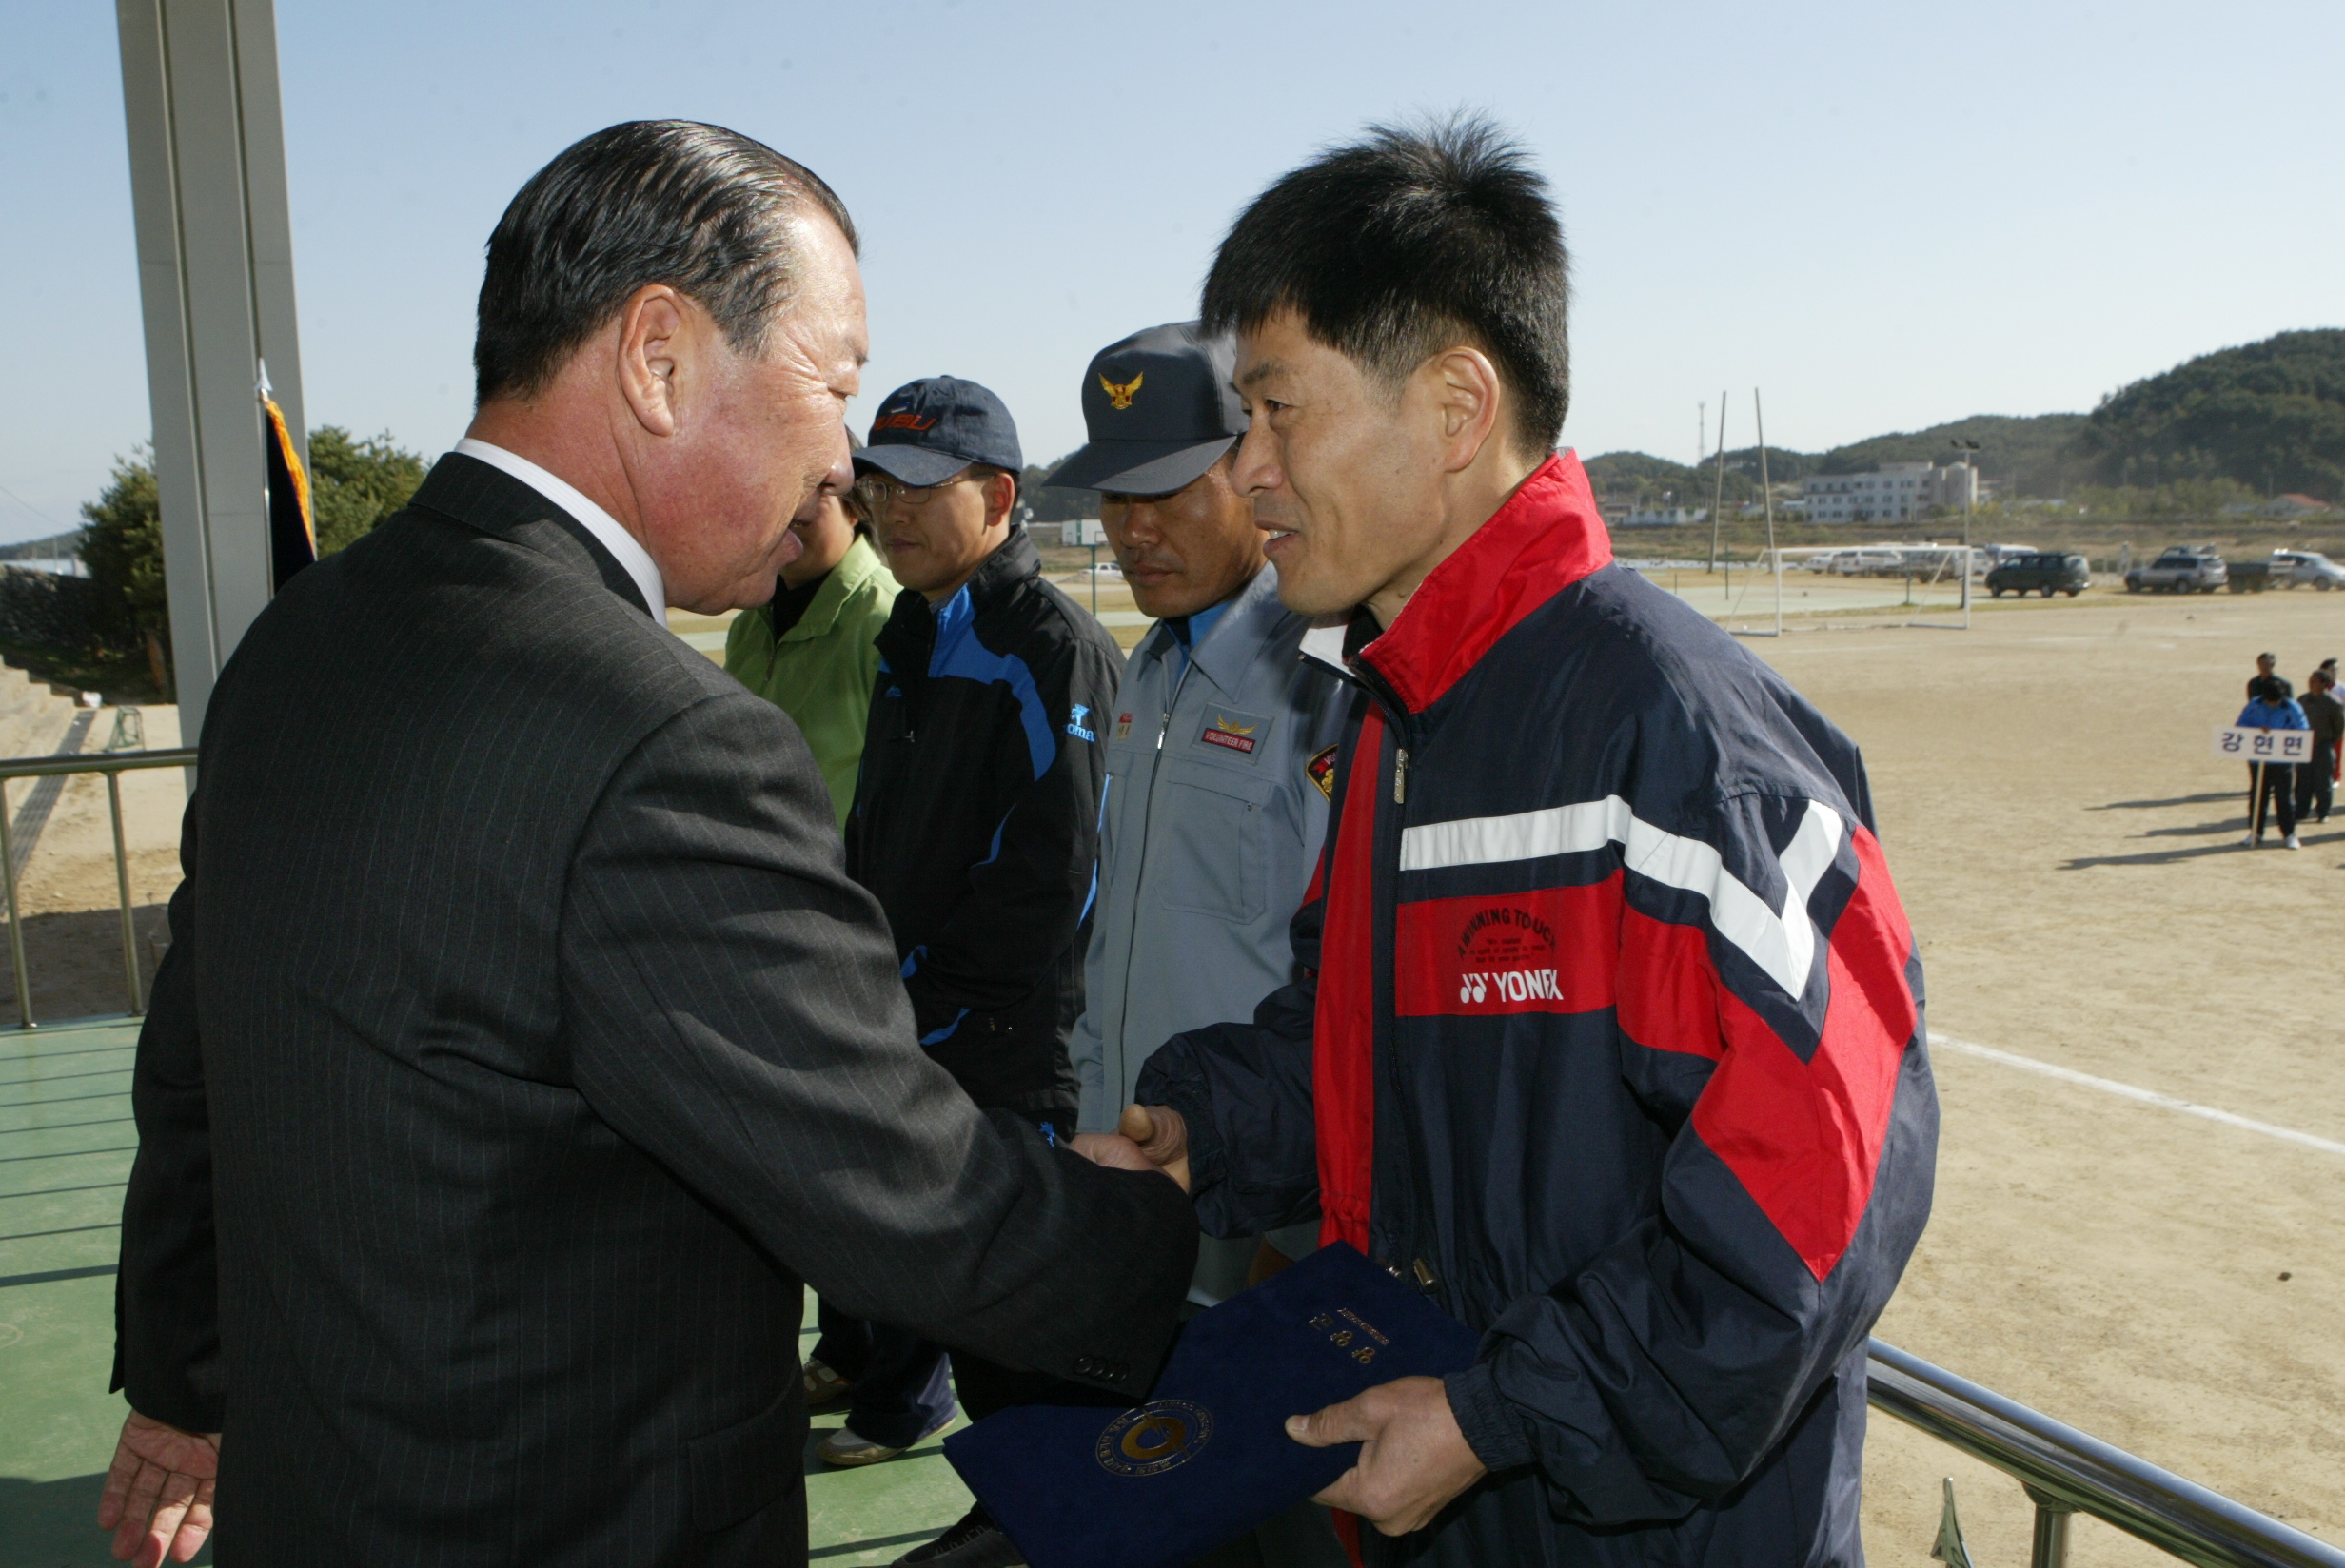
[983, 470, 1018, 530]
[615, 284, 691, 439]
[1423, 346, 1506, 476]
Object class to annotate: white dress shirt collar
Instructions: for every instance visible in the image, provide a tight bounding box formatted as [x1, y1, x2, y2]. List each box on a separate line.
[451, 438, 667, 626]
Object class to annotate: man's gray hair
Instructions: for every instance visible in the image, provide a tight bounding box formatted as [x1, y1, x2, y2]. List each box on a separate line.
[473, 121, 857, 404]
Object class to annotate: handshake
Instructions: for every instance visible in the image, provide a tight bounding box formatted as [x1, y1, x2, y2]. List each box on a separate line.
[1069, 1105, 1192, 1192]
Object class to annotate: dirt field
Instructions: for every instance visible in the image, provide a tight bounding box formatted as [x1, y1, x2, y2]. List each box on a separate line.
[19, 581, 2345, 1562]
[1735, 586, 2345, 1562]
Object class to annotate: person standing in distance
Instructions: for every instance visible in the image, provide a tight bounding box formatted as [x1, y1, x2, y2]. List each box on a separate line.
[2296, 668, 2342, 827]
[723, 441, 899, 828]
[2250, 650, 2278, 698]
[1110, 118, 1936, 1566]
[2237, 675, 2308, 848]
[101, 123, 1192, 1568]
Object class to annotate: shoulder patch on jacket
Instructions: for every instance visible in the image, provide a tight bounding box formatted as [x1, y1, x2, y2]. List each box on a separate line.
[1307, 745, 1339, 799]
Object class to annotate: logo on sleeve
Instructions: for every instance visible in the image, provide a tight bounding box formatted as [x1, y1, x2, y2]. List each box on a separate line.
[1306, 745, 1339, 799]
[1197, 708, 1271, 760]
[1066, 704, 1097, 742]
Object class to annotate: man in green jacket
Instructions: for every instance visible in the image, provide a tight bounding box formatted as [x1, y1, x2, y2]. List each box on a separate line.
[725, 472, 901, 827]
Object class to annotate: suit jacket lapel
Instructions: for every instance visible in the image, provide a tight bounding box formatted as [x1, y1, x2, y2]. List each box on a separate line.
[406, 451, 656, 619]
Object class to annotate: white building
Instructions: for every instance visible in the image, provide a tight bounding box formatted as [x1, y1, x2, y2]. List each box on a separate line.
[1802, 461, 1979, 523]
[1619, 503, 1707, 528]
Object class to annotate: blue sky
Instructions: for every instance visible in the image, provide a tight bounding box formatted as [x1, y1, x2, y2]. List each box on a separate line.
[3, 0, 2339, 542]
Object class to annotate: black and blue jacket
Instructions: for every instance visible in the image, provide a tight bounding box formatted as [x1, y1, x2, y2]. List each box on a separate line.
[849, 526, 1124, 1120]
[1138, 455, 1937, 1567]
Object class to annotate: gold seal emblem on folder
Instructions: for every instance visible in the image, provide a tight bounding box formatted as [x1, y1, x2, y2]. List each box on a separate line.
[1095, 1399, 1213, 1477]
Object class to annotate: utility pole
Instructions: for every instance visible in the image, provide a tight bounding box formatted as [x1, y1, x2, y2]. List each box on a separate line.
[1952, 438, 1980, 629]
[1707, 390, 1729, 583]
[1757, 389, 1781, 637]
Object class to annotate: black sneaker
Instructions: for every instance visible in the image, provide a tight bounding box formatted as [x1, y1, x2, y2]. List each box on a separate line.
[893, 1503, 1025, 1566]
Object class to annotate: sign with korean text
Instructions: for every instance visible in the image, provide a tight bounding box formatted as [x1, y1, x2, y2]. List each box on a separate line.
[2214, 726, 2312, 764]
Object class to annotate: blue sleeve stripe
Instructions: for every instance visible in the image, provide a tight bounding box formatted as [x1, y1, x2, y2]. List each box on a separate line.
[927, 586, 1058, 781]
[977, 811, 1011, 869]
[919, 1008, 970, 1047]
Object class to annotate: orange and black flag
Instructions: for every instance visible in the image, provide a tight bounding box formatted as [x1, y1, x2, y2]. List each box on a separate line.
[260, 362, 316, 590]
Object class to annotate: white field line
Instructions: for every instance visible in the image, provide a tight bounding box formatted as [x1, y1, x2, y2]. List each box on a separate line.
[1929, 1032, 2345, 1158]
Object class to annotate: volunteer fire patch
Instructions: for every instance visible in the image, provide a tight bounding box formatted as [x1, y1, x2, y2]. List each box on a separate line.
[1195, 706, 1272, 761]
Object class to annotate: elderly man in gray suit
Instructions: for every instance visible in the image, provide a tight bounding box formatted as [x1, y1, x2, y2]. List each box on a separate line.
[102, 121, 1194, 1568]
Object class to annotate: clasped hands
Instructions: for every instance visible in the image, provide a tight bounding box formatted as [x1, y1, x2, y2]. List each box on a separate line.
[1068, 1104, 1488, 1536]
[1066, 1102, 1191, 1191]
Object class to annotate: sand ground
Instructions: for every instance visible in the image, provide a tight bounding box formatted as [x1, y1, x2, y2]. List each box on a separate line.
[19, 580, 2344, 1563]
[1732, 584, 2345, 1564]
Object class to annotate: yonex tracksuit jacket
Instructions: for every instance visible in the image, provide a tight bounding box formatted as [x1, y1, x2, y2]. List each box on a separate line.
[1138, 453, 1938, 1566]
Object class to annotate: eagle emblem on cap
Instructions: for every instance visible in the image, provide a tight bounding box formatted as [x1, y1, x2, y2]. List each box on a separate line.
[1099, 371, 1144, 411]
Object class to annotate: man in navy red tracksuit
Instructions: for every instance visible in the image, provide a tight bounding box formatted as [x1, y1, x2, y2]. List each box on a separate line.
[1109, 119, 1937, 1566]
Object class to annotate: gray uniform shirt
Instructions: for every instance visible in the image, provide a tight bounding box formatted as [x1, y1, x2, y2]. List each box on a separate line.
[1072, 564, 1352, 1134]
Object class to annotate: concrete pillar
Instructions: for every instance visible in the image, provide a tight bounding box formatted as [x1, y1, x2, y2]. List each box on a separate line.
[114, 0, 305, 739]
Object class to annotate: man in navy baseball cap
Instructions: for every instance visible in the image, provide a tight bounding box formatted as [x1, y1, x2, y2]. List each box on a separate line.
[1045, 322, 1242, 498]
[856, 376, 1026, 602]
[1057, 323, 1354, 1567]
[818, 374, 1133, 1550]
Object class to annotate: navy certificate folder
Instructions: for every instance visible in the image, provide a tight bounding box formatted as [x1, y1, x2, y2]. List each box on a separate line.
[942, 1242, 1482, 1568]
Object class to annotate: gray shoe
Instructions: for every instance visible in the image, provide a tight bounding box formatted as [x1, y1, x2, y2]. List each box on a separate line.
[816, 1425, 907, 1467]
[894, 1503, 1025, 1565]
[803, 1358, 855, 1412]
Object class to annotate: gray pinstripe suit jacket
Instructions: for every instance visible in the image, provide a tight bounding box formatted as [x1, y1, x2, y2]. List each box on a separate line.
[113, 453, 1196, 1565]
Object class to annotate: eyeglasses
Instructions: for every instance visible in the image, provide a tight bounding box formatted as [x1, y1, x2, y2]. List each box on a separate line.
[869, 470, 983, 508]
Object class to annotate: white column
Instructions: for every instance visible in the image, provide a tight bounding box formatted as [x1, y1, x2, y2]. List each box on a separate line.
[115, 0, 306, 739]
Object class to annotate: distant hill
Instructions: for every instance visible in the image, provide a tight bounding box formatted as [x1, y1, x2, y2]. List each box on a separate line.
[1585, 329, 2344, 510]
[1814, 413, 2088, 498]
[0, 531, 80, 561]
[2075, 328, 2345, 500]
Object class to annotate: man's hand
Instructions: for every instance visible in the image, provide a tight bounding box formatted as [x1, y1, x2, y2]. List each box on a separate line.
[1069, 1105, 1191, 1194]
[1117, 1103, 1190, 1190]
[1287, 1375, 1487, 1536]
[1074, 1106, 1200, 1190]
[96, 1411, 220, 1567]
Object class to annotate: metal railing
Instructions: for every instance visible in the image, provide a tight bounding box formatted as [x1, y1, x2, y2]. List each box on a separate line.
[0, 746, 196, 1029]
[1868, 1339, 2345, 1568]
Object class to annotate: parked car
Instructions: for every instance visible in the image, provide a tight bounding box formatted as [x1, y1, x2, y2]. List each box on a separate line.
[2125, 547, 2227, 594]
[1986, 552, 2090, 598]
[2273, 550, 2345, 590]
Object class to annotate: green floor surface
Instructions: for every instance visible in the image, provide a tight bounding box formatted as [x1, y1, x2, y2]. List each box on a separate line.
[0, 1018, 973, 1567]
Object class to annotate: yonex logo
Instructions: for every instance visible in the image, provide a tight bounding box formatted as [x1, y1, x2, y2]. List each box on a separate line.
[1458, 969, 1563, 1006]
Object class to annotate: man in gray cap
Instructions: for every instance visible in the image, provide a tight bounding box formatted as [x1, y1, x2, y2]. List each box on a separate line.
[1056, 323, 1352, 1563]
